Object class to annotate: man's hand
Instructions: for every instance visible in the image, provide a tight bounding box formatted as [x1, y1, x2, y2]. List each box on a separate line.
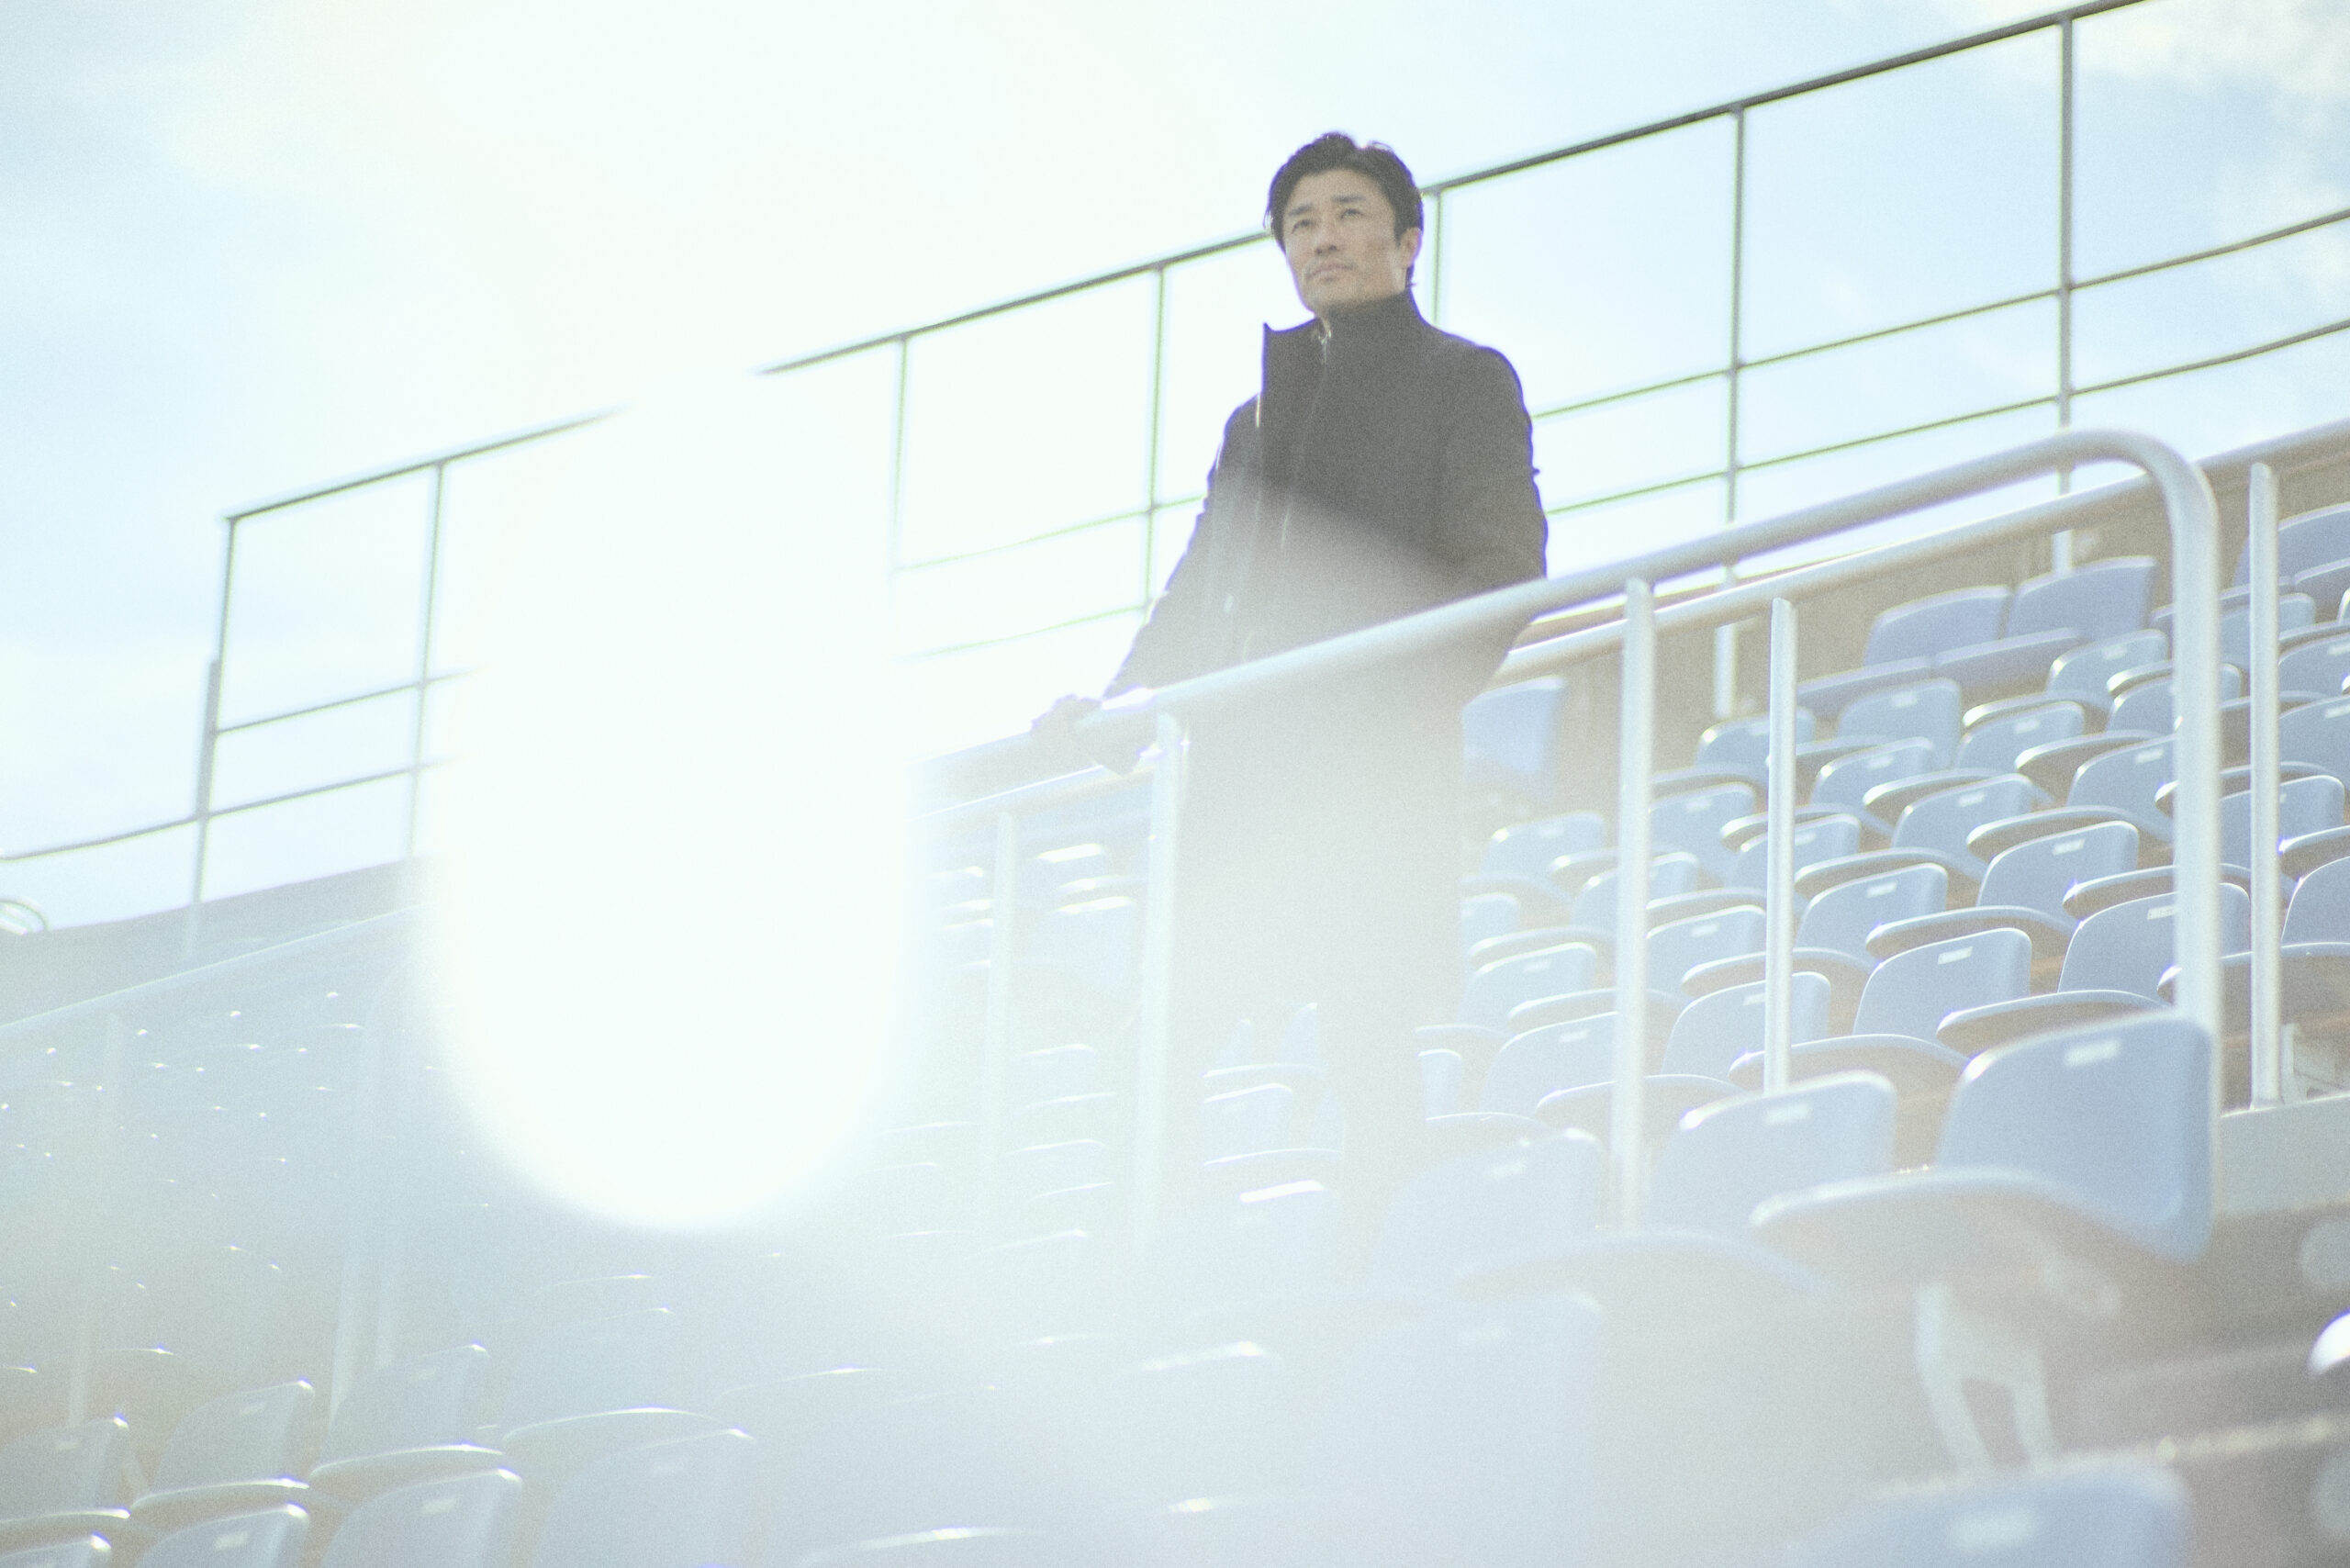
[1032, 693, 1145, 774]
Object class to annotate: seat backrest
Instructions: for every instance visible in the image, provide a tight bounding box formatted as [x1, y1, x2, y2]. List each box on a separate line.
[1646, 907, 1768, 997]
[2282, 696, 2350, 785]
[146, 1382, 313, 1494]
[1865, 588, 2010, 666]
[1481, 812, 1607, 880]
[0, 1539, 111, 1568]
[1200, 1083, 1299, 1160]
[140, 1508, 306, 1568]
[2107, 677, 2181, 737]
[1460, 944, 1600, 1031]
[1955, 701, 2086, 774]
[1974, 821, 2138, 919]
[1937, 1015, 2214, 1262]
[2222, 774, 2345, 867]
[1660, 974, 1831, 1078]
[1852, 928, 2032, 1039]
[1311, 1294, 1600, 1567]
[1796, 862, 1949, 964]
[1647, 1073, 1897, 1240]
[2058, 884, 2251, 996]
[1370, 1133, 1606, 1292]
[2242, 500, 2350, 585]
[2221, 595, 2315, 665]
[2006, 558, 2157, 643]
[1695, 713, 1814, 779]
[1570, 853, 1702, 931]
[1480, 1018, 1616, 1115]
[1728, 816, 1862, 890]
[498, 1308, 693, 1432]
[1891, 776, 2040, 859]
[2280, 630, 2350, 700]
[2286, 855, 2350, 944]
[1813, 739, 1941, 811]
[1463, 680, 1567, 800]
[2047, 630, 2167, 710]
[1461, 892, 1520, 953]
[0, 1419, 132, 1519]
[318, 1472, 521, 1568]
[1650, 784, 1757, 881]
[529, 1430, 758, 1568]
[1836, 680, 1963, 766]
[2069, 736, 2175, 818]
[1788, 1462, 2188, 1568]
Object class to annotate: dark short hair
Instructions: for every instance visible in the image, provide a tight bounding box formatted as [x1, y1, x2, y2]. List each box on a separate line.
[1265, 133, 1424, 246]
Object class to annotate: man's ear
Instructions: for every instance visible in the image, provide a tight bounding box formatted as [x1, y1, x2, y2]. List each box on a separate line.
[1399, 227, 1424, 270]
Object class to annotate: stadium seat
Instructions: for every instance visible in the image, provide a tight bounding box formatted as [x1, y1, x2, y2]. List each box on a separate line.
[1463, 679, 1567, 811]
[129, 1383, 312, 1535]
[1569, 853, 1703, 932]
[527, 1429, 757, 1568]
[1934, 630, 2086, 702]
[1796, 861, 1950, 967]
[2063, 735, 2178, 845]
[494, 1308, 714, 1485]
[2236, 499, 2350, 584]
[1673, 710, 1816, 790]
[2221, 773, 2344, 868]
[1649, 785, 1757, 884]
[2009, 557, 2158, 643]
[1726, 815, 1861, 890]
[1753, 1014, 2214, 1466]
[1836, 680, 1962, 766]
[1368, 1133, 1606, 1294]
[1480, 812, 1606, 881]
[2282, 695, 2350, 784]
[1871, 587, 2013, 662]
[1460, 892, 1520, 953]
[2046, 629, 2167, 711]
[1786, 1463, 2188, 1567]
[1660, 974, 1833, 1079]
[0, 1420, 136, 1552]
[1646, 1072, 1898, 1241]
[1480, 1018, 1615, 1116]
[1647, 907, 1766, 999]
[2279, 627, 2350, 698]
[1306, 1293, 1600, 1568]
[2199, 854, 2350, 1036]
[1811, 739, 1936, 821]
[1940, 885, 2250, 1054]
[1459, 944, 1600, 1031]
[137, 1508, 304, 1568]
[1892, 773, 2046, 880]
[1730, 928, 2028, 1094]
[1954, 700, 2086, 774]
[1866, 820, 2137, 968]
[315, 1471, 521, 1568]
[0, 1540, 109, 1568]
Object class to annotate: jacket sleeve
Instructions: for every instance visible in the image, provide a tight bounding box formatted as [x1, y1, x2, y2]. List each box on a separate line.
[1104, 403, 1253, 697]
[1435, 345, 1549, 598]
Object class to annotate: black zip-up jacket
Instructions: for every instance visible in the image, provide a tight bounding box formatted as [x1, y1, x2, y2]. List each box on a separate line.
[1109, 288, 1547, 704]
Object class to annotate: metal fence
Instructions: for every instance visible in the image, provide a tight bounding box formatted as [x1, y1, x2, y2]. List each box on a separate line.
[6, 0, 2347, 928]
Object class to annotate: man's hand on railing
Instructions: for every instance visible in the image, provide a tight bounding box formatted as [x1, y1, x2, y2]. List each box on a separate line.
[1033, 694, 1147, 775]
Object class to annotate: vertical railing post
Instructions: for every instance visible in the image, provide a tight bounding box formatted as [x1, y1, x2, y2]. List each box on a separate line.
[404, 464, 448, 860]
[2248, 463, 2286, 1105]
[2051, 11, 2078, 567]
[2161, 452, 2225, 1188]
[979, 810, 1021, 1228]
[1610, 580, 1657, 1229]
[1130, 711, 1188, 1255]
[1716, 106, 1750, 719]
[1763, 599, 1800, 1093]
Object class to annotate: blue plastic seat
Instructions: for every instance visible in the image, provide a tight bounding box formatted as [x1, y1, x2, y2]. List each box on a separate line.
[0, 1540, 110, 1568]
[1811, 739, 1938, 818]
[1646, 906, 1767, 1000]
[2046, 630, 2167, 712]
[1647, 1073, 1898, 1241]
[1731, 929, 2031, 1094]
[139, 1509, 305, 1568]
[1308, 1294, 1600, 1568]
[316, 1471, 521, 1568]
[1481, 1018, 1616, 1115]
[1892, 774, 2043, 879]
[0, 1419, 136, 1553]
[1460, 944, 1600, 1031]
[1866, 821, 2137, 966]
[1650, 785, 1757, 884]
[1788, 1464, 2188, 1568]
[1955, 701, 2086, 774]
[1480, 813, 1606, 881]
[2294, 557, 2350, 621]
[1460, 892, 1519, 954]
[2009, 558, 2158, 643]
[1934, 631, 2086, 702]
[1836, 681, 1962, 767]
[1464, 680, 1567, 811]
[1369, 1133, 1606, 1294]
[1201, 1082, 1307, 1160]
[1660, 975, 1832, 1079]
[1686, 711, 1815, 786]
[2238, 500, 2350, 584]
[2283, 695, 2350, 785]
[2068, 735, 2177, 843]
[2204, 855, 2350, 1034]
[2280, 628, 2350, 699]
[1797, 863, 1950, 966]
[129, 1383, 313, 1535]
[1871, 588, 2013, 662]
[527, 1429, 757, 1568]
[1938, 884, 2250, 1055]
[496, 1309, 714, 1483]
[1569, 853, 1702, 932]
[2221, 773, 2344, 868]
[1726, 816, 1862, 890]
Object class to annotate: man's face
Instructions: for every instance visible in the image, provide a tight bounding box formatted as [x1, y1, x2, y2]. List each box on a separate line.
[1281, 169, 1421, 319]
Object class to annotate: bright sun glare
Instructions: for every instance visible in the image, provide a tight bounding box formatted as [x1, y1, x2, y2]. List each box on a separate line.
[429, 375, 903, 1229]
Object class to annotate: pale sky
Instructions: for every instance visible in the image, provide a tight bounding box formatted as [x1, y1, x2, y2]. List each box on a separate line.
[4, 0, 2344, 912]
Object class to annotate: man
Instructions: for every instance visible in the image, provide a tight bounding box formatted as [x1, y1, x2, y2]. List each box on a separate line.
[1039, 132, 1548, 1204]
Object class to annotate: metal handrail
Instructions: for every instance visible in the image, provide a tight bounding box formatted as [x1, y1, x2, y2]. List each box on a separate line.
[949, 427, 2220, 1242]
